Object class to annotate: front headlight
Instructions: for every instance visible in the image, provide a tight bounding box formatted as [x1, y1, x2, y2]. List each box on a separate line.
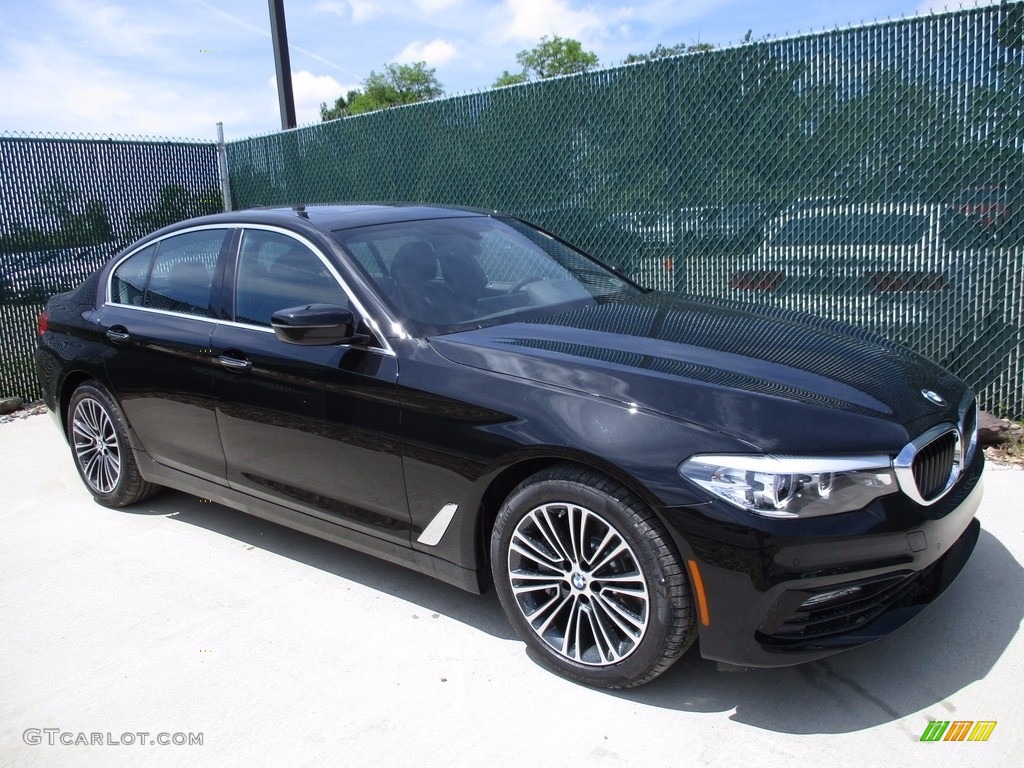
[678, 454, 898, 518]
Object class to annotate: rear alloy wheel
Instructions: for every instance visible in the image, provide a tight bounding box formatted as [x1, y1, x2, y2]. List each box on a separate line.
[67, 382, 160, 507]
[491, 465, 696, 688]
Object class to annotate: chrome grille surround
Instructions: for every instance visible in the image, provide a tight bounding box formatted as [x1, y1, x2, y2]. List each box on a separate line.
[893, 392, 977, 506]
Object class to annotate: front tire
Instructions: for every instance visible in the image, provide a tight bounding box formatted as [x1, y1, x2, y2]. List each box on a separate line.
[67, 382, 160, 507]
[491, 465, 696, 688]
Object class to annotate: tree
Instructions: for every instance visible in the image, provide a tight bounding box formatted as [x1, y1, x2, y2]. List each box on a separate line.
[514, 35, 599, 80]
[39, 184, 81, 224]
[130, 184, 221, 233]
[0, 184, 116, 251]
[492, 70, 529, 88]
[320, 90, 361, 121]
[320, 62, 444, 120]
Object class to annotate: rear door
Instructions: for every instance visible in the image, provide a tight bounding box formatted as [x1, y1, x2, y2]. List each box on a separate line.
[99, 226, 232, 483]
[210, 226, 409, 544]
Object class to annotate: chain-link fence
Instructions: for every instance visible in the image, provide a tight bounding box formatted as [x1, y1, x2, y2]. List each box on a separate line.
[2, 6, 1021, 417]
[0, 134, 221, 401]
[228, 3, 1024, 418]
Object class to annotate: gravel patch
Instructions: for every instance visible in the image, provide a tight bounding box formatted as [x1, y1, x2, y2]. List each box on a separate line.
[0, 401, 48, 425]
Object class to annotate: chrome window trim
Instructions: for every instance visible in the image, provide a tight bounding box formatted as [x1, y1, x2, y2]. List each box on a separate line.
[892, 422, 961, 506]
[106, 224, 230, 318]
[105, 222, 395, 357]
[100, 303, 221, 325]
[95, 303, 395, 358]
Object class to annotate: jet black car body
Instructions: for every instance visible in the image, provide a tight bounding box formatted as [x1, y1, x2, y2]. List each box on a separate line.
[36, 204, 982, 677]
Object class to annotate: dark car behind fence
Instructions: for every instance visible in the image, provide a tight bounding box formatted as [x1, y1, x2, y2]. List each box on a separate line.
[2, 3, 1023, 418]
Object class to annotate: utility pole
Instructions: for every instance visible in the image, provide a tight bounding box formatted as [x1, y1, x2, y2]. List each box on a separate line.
[268, 0, 297, 130]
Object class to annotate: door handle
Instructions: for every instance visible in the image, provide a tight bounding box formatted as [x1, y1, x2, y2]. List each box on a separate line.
[105, 327, 130, 343]
[218, 354, 252, 372]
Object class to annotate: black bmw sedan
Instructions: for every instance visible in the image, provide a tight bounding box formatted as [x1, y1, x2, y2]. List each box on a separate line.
[35, 204, 983, 688]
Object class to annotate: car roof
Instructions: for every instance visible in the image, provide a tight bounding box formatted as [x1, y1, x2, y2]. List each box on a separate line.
[183, 203, 497, 232]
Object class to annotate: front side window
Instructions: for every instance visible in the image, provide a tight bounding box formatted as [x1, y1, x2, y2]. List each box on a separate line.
[144, 230, 226, 317]
[234, 230, 348, 327]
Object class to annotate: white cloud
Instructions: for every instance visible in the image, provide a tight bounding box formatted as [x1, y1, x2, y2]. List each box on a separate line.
[270, 70, 356, 125]
[314, 0, 460, 15]
[54, 0, 176, 58]
[194, 0, 271, 38]
[413, 0, 463, 11]
[496, 0, 611, 42]
[311, 0, 379, 22]
[0, 35, 254, 139]
[312, 0, 348, 14]
[392, 38, 459, 66]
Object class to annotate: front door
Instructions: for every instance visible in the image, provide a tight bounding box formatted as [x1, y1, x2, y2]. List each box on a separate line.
[210, 227, 409, 544]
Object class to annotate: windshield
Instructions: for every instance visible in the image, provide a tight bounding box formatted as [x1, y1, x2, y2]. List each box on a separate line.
[334, 215, 640, 333]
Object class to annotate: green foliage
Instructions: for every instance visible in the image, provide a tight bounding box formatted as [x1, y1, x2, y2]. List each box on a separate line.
[320, 90, 362, 121]
[492, 70, 529, 88]
[130, 184, 222, 234]
[321, 62, 444, 120]
[0, 182, 222, 254]
[515, 35, 599, 79]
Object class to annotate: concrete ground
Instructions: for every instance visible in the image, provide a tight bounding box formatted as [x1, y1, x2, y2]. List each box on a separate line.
[1, 412, 1022, 768]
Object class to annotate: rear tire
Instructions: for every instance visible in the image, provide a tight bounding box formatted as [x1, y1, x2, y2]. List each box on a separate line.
[67, 382, 160, 507]
[490, 464, 696, 688]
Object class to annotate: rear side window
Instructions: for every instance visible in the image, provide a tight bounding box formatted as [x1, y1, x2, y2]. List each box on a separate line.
[234, 230, 348, 327]
[110, 245, 156, 306]
[144, 230, 227, 317]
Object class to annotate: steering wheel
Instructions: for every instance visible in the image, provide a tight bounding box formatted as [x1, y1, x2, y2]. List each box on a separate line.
[508, 275, 544, 294]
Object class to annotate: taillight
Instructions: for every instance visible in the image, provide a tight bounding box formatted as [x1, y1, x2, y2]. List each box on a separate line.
[37, 310, 48, 335]
[865, 271, 948, 292]
[730, 270, 784, 290]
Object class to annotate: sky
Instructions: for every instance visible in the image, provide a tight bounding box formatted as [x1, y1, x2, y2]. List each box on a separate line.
[0, 0, 998, 142]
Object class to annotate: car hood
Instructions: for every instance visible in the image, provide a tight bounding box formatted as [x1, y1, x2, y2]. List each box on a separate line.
[427, 292, 969, 454]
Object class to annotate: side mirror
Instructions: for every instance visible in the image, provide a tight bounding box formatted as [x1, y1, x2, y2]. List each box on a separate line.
[271, 304, 366, 346]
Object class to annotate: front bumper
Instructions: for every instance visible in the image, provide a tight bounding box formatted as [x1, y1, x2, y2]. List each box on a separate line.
[665, 449, 984, 668]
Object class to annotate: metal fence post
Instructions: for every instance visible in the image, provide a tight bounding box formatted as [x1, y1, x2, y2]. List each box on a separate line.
[216, 122, 232, 212]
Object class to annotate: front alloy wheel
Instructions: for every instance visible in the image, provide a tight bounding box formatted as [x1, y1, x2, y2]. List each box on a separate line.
[507, 502, 650, 665]
[492, 465, 696, 688]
